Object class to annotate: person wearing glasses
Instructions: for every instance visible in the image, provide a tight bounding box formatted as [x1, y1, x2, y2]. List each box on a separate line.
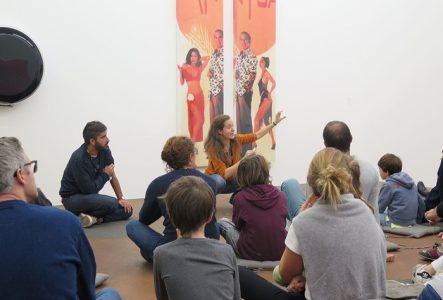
[59, 121, 133, 228]
[0, 137, 121, 300]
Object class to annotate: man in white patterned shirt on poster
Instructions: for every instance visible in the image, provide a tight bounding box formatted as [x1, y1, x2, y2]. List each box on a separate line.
[234, 31, 257, 154]
[207, 29, 224, 124]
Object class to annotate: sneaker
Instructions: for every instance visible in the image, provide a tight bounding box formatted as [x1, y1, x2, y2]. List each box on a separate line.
[140, 250, 153, 263]
[417, 181, 429, 197]
[412, 264, 433, 284]
[419, 243, 443, 261]
[79, 213, 97, 228]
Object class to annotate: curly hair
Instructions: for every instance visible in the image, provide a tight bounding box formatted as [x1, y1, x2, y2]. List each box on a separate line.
[161, 136, 195, 170]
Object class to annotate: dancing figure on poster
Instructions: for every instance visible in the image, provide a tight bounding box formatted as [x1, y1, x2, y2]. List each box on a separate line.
[253, 57, 276, 150]
[178, 48, 209, 142]
[234, 32, 257, 153]
[207, 29, 224, 124]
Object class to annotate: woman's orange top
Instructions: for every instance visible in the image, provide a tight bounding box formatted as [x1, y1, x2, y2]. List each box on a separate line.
[205, 133, 257, 179]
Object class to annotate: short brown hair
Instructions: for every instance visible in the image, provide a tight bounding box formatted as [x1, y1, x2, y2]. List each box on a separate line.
[237, 154, 270, 188]
[378, 153, 402, 175]
[83, 121, 107, 144]
[161, 136, 195, 170]
[165, 176, 215, 235]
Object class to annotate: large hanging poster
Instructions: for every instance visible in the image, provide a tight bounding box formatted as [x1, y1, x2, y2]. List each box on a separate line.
[234, 0, 276, 159]
[176, 0, 224, 166]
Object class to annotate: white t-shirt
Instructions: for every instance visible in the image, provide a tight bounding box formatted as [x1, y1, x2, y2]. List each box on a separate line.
[285, 223, 311, 300]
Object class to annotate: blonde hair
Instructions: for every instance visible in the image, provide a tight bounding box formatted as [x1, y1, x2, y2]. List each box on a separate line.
[346, 156, 375, 214]
[307, 148, 353, 208]
[307, 148, 375, 213]
[346, 156, 362, 199]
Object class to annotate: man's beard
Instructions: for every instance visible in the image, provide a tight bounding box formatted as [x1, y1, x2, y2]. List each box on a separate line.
[95, 143, 109, 152]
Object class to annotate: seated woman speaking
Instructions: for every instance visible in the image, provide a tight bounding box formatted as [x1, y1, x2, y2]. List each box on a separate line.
[204, 112, 285, 194]
[126, 136, 219, 262]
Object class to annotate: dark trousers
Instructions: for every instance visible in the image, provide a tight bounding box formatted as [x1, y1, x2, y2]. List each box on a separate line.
[236, 90, 253, 155]
[239, 267, 306, 300]
[62, 193, 132, 223]
[209, 91, 224, 124]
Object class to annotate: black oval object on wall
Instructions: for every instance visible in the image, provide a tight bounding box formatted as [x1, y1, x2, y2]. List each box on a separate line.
[0, 27, 44, 104]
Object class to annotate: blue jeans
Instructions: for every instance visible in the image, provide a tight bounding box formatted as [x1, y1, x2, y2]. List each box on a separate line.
[96, 287, 122, 300]
[210, 174, 239, 194]
[62, 193, 132, 223]
[379, 211, 392, 227]
[218, 218, 240, 256]
[418, 285, 442, 300]
[126, 220, 163, 262]
[281, 179, 306, 221]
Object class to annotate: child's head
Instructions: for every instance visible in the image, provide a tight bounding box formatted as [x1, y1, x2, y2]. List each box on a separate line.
[345, 155, 362, 199]
[237, 154, 271, 188]
[378, 153, 402, 179]
[164, 176, 215, 236]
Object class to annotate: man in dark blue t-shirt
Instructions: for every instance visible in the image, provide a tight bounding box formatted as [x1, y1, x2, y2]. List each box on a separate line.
[60, 121, 132, 227]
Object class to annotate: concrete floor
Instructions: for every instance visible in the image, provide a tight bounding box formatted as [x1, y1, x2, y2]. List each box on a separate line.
[86, 195, 439, 299]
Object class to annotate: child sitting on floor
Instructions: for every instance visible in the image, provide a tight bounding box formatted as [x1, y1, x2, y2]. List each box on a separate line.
[153, 176, 240, 300]
[218, 154, 287, 261]
[378, 153, 425, 227]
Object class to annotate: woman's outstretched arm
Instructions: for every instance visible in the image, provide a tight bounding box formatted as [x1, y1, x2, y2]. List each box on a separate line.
[255, 111, 285, 139]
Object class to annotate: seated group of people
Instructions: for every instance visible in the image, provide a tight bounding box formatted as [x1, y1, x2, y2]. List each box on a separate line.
[1, 116, 443, 299]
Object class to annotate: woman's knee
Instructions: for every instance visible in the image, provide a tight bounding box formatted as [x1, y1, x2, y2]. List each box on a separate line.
[211, 174, 226, 193]
[281, 178, 301, 191]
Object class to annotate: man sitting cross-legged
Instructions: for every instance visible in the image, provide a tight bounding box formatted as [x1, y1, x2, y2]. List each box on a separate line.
[60, 121, 132, 227]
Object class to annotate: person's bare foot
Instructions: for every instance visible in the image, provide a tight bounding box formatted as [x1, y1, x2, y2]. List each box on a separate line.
[386, 253, 395, 262]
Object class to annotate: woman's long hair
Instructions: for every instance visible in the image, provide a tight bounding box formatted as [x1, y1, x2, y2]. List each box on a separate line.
[185, 48, 202, 67]
[204, 115, 239, 166]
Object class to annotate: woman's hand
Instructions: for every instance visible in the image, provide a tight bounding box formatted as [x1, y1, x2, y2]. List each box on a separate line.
[243, 150, 255, 158]
[178, 64, 185, 85]
[425, 208, 441, 225]
[274, 111, 286, 125]
[287, 275, 306, 293]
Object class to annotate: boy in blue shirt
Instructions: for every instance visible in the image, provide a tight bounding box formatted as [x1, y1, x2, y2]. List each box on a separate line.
[378, 153, 425, 227]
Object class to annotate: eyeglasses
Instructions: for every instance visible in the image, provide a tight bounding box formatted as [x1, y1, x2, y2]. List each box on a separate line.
[14, 160, 38, 177]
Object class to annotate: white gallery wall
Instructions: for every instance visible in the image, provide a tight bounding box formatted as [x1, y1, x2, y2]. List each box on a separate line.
[1, 0, 442, 205]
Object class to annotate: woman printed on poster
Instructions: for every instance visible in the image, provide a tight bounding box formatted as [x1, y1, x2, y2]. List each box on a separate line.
[253, 56, 276, 150]
[178, 48, 209, 143]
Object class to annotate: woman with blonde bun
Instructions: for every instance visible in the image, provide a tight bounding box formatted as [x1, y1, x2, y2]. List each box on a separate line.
[279, 148, 386, 299]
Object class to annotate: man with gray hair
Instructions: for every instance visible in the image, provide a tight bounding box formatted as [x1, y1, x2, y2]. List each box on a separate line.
[60, 121, 133, 227]
[0, 137, 120, 299]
